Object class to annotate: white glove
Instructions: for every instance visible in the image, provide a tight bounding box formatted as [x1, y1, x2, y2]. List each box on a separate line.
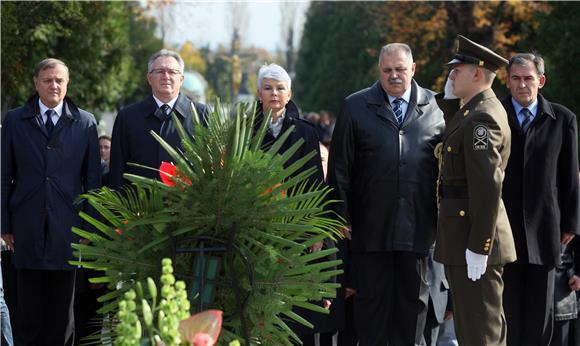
[443, 77, 458, 100]
[465, 249, 488, 281]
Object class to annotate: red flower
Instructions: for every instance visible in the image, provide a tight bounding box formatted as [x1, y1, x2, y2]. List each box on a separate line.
[159, 161, 192, 187]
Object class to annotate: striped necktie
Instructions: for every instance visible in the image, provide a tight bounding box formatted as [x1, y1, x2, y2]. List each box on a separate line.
[520, 108, 532, 133]
[392, 98, 404, 124]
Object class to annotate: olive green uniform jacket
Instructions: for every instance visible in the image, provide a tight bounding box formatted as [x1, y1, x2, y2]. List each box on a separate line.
[434, 88, 516, 266]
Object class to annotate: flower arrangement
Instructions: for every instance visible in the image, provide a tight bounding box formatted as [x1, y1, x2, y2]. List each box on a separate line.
[72, 102, 345, 344]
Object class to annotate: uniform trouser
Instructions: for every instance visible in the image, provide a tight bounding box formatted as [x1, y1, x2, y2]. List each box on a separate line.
[16, 269, 75, 346]
[352, 251, 429, 346]
[502, 262, 555, 346]
[446, 265, 506, 346]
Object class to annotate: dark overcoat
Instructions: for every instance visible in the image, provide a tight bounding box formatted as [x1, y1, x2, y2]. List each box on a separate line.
[1, 95, 101, 270]
[108, 93, 208, 189]
[259, 100, 324, 184]
[258, 100, 341, 335]
[501, 94, 580, 267]
[328, 80, 445, 254]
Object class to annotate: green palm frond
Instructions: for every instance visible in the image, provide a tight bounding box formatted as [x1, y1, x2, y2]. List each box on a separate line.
[72, 100, 345, 345]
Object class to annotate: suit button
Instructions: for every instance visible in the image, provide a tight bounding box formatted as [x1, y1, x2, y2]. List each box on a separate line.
[47, 145, 52, 150]
[459, 210, 466, 216]
[46, 177, 50, 181]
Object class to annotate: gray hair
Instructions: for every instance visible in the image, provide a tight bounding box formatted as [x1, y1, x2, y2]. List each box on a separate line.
[34, 58, 69, 79]
[479, 67, 496, 84]
[257, 63, 291, 90]
[147, 49, 185, 73]
[507, 53, 545, 76]
[379, 43, 414, 65]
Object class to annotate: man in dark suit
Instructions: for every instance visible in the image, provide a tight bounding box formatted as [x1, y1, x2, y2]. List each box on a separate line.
[328, 43, 445, 345]
[435, 35, 516, 346]
[501, 53, 579, 346]
[1, 58, 101, 345]
[109, 49, 208, 189]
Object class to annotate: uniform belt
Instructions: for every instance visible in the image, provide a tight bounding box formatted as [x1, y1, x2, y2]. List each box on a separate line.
[440, 185, 469, 199]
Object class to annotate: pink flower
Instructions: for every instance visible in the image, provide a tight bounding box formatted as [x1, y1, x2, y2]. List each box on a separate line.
[179, 310, 222, 345]
[193, 333, 214, 346]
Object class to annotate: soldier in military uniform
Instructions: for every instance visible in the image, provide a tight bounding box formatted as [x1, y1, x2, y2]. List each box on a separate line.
[434, 35, 516, 346]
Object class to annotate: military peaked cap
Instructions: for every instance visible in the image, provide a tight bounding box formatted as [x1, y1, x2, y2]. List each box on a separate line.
[447, 35, 508, 72]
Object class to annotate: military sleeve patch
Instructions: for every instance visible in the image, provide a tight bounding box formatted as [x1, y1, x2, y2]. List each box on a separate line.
[473, 125, 488, 150]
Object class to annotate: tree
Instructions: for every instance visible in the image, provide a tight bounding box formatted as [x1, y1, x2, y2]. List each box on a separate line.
[279, 3, 299, 75]
[1, 1, 163, 117]
[371, 2, 448, 90]
[294, 2, 380, 115]
[294, 1, 550, 115]
[533, 2, 580, 115]
[179, 41, 207, 74]
[121, 2, 164, 107]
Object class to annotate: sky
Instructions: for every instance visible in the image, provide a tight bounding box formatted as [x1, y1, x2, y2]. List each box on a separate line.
[152, 1, 311, 52]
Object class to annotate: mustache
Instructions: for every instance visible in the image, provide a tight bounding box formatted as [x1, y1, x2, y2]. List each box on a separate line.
[388, 78, 403, 85]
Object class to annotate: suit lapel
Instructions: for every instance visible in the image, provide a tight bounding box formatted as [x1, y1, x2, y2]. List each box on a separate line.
[32, 114, 50, 138]
[502, 98, 522, 135]
[53, 104, 74, 136]
[401, 81, 422, 128]
[365, 81, 398, 127]
[172, 93, 191, 120]
[23, 97, 49, 138]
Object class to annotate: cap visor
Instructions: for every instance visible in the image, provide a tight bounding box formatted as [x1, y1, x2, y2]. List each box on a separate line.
[446, 58, 464, 66]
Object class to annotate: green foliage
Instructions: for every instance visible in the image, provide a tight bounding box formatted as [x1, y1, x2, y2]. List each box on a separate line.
[533, 3, 580, 116]
[294, 2, 380, 115]
[0, 1, 162, 116]
[72, 101, 345, 344]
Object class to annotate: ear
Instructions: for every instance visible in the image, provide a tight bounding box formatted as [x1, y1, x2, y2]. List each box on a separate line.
[474, 67, 484, 82]
[538, 74, 546, 89]
[288, 89, 292, 100]
[411, 62, 416, 76]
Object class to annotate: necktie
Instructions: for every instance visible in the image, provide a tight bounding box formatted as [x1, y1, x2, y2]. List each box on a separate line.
[158, 104, 173, 141]
[520, 108, 532, 133]
[156, 104, 171, 121]
[45, 109, 55, 135]
[392, 98, 404, 124]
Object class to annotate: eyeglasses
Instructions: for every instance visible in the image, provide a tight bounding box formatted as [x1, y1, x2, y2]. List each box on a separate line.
[150, 68, 182, 76]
